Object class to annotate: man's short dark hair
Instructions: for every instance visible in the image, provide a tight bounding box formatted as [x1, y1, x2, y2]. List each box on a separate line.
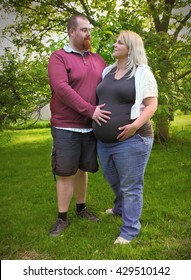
[67, 14, 88, 35]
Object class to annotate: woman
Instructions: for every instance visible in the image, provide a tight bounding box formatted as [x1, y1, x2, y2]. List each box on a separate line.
[93, 30, 158, 244]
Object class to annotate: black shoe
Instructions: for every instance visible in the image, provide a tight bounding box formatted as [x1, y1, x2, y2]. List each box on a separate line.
[76, 208, 99, 222]
[49, 219, 68, 237]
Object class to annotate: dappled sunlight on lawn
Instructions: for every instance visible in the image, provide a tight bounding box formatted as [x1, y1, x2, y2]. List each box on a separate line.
[1, 128, 51, 147]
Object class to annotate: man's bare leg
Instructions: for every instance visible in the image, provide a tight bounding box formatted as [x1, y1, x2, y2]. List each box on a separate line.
[73, 169, 87, 204]
[57, 175, 74, 212]
[73, 169, 99, 221]
[49, 175, 73, 237]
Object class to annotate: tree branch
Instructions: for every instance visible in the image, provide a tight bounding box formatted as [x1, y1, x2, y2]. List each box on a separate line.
[147, 0, 175, 32]
[176, 69, 191, 81]
[173, 9, 191, 40]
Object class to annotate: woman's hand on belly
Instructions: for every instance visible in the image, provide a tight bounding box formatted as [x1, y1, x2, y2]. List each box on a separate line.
[117, 123, 138, 141]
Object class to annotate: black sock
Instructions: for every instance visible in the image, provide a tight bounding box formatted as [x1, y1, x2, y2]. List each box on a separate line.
[58, 212, 67, 221]
[76, 203, 86, 213]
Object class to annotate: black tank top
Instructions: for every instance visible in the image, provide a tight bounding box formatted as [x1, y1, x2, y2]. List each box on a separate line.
[92, 69, 153, 143]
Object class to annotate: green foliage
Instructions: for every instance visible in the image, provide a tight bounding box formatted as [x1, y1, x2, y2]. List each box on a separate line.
[0, 0, 191, 139]
[0, 115, 191, 259]
[0, 49, 50, 127]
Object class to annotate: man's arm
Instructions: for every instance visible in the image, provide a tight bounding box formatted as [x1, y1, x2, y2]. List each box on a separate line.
[48, 52, 96, 118]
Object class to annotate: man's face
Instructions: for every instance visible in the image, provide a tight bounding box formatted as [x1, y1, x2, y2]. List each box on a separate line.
[70, 18, 91, 51]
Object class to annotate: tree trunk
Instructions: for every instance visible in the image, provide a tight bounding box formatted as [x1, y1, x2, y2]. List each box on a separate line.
[155, 119, 170, 143]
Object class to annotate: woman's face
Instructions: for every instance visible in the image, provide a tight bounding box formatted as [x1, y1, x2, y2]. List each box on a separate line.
[112, 35, 129, 59]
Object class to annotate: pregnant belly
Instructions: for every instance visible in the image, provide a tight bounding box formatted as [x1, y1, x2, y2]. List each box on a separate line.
[93, 114, 133, 143]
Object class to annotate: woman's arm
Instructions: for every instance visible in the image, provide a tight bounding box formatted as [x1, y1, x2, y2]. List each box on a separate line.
[117, 96, 158, 141]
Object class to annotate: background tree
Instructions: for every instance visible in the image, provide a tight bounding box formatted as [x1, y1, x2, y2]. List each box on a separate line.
[0, 49, 49, 127]
[1, 0, 190, 140]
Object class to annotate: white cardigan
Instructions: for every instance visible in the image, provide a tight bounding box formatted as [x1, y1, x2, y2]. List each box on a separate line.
[102, 64, 158, 119]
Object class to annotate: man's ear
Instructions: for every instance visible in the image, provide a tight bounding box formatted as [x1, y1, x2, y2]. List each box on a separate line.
[69, 28, 75, 37]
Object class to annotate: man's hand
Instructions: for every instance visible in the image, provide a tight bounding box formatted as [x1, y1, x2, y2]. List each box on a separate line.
[92, 104, 111, 126]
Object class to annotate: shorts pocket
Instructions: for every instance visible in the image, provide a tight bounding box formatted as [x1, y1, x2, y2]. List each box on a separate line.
[51, 146, 56, 174]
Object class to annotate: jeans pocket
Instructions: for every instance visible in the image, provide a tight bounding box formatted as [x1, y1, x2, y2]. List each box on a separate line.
[137, 134, 153, 145]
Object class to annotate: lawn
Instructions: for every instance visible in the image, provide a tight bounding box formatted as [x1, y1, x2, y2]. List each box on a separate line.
[0, 114, 191, 260]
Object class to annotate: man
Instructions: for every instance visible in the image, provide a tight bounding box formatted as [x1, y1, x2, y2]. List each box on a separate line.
[48, 14, 111, 237]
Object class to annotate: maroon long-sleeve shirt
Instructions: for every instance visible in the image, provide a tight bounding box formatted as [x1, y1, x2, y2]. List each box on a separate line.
[48, 47, 106, 128]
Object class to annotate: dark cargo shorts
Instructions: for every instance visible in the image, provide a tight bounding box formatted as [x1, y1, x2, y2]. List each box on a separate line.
[51, 127, 98, 176]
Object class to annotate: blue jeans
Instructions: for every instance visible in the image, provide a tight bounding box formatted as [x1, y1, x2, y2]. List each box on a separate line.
[97, 134, 153, 241]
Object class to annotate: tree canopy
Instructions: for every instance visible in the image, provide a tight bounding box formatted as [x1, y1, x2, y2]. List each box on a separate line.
[0, 0, 191, 140]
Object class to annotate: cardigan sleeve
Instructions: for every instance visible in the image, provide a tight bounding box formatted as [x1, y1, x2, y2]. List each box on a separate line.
[130, 65, 158, 119]
[142, 69, 158, 99]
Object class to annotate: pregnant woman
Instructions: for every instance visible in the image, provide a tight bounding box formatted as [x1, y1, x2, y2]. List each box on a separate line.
[93, 30, 158, 244]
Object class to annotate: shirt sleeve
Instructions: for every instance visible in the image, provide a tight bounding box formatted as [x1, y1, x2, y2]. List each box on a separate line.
[48, 52, 96, 118]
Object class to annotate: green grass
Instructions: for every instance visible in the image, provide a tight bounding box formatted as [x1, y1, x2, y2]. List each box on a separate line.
[0, 115, 191, 260]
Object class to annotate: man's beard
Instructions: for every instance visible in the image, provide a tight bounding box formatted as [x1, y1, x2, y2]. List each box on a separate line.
[83, 37, 91, 51]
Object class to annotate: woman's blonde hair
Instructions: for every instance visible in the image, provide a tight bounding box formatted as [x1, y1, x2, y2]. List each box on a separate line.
[113, 30, 148, 78]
